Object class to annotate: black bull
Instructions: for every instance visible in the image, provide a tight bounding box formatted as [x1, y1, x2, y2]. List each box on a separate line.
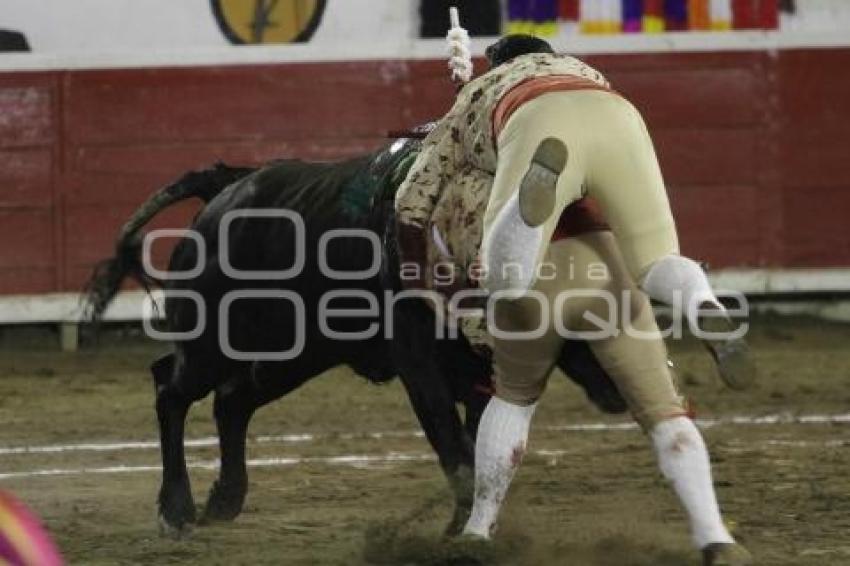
[86, 136, 626, 537]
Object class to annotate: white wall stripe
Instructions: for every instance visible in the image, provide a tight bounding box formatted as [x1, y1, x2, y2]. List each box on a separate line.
[1, 31, 850, 73]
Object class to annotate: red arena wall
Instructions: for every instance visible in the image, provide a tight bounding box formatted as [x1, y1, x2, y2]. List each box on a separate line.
[0, 47, 848, 295]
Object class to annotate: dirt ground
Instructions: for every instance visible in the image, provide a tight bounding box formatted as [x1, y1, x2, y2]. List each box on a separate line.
[0, 314, 849, 565]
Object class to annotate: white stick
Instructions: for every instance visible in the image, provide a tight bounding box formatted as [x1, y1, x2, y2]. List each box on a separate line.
[450, 6, 461, 29]
[446, 6, 473, 84]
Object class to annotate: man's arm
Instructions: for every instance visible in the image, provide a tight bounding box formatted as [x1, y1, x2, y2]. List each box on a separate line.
[394, 122, 457, 229]
[394, 102, 466, 288]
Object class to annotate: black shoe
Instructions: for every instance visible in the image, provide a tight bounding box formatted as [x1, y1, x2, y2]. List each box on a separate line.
[702, 542, 753, 565]
[697, 302, 757, 391]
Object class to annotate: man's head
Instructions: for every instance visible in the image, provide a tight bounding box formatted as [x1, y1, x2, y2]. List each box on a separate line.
[485, 34, 555, 69]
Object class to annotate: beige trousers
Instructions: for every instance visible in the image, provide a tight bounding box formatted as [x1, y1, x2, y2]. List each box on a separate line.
[491, 232, 687, 430]
[483, 89, 680, 282]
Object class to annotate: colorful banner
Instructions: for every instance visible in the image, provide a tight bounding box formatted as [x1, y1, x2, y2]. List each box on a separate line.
[644, 0, 667, 32]
[733, 0, 779, 29]
[711, 0, 733, 29]
[559, 0, 579, 21]
[505, 0, 782, 36]
[623, 0, 644, 32]
[665, 0, 689, 31]
[508, 0, 559, 36]
[689, 0, 711, 30]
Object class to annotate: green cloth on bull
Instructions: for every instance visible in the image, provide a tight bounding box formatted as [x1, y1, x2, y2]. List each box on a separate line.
[339, 141, 421, 220]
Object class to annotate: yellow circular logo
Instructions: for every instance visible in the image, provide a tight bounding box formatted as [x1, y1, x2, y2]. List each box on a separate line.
[211, 0, 327, 44]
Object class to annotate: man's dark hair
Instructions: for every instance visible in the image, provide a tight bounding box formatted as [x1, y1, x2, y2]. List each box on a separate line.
[485, 34, 554, 69]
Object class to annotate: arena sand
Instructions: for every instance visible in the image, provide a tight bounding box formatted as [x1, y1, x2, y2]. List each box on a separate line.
[0, 315, 848, 565]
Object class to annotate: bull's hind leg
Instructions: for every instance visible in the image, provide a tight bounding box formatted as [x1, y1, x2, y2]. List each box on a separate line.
[152, 353, 198, 537]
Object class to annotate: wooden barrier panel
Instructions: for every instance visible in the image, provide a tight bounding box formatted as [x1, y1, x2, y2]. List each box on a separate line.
[0, 73, 59, 294]
[0, 49, 848, 295]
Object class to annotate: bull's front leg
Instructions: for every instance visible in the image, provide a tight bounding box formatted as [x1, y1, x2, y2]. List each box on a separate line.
[390, 299, 475, 536]
[558, 339, 628, 415]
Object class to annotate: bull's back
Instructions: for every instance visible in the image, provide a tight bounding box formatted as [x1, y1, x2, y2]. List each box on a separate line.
[171, 156, 381, 286]
[164, 156, 391, 368]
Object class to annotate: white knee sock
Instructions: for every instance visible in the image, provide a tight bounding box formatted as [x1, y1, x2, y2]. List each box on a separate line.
[640, 254, 724, 322]
[651, 416, 734, 549]
[463, 396, 537, 538]
[481, 194, 543, 296]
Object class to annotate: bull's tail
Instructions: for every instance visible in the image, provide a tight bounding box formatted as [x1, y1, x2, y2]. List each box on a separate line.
[84, 162, 255, 322]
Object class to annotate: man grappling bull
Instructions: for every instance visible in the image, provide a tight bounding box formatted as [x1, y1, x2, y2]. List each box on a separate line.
[394, 34, 755, 565]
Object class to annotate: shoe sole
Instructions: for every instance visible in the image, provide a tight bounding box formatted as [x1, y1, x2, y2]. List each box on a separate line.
[698, 305, 757, 391]
[702, 542, 754, 566]
[518, 138, 568, 227]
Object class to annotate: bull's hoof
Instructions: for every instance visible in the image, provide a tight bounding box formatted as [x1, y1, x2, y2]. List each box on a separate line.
[445, 465, 474, 537]
[157, 484, 197, 538]
[444, 505, 472, 538]
[157, 512, 194, 540]
[698, 302, 757, 391]
[444, 533, 496, 566]
[201, 479, 247, 523]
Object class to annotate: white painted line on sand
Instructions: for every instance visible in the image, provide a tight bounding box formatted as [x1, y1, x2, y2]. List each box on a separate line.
[1, 413, 847, 458]
[0, 452, 439, 481]
[2, 435, 845, 482]
[0, 434, 317, 456]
